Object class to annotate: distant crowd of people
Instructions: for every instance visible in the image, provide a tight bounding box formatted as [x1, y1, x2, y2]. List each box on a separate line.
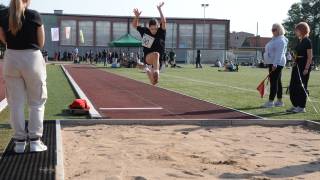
[48, 48, 180, 69]
[52, 48, 142, 68]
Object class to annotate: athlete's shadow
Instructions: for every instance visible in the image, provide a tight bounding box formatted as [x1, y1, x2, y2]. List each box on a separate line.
[237, 106, 264, 111]
[256, 111, 295, 118]
[219, 159, 320, 179]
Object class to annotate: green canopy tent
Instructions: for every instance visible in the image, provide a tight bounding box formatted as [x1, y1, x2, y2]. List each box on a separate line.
[109, 34, 142, 47]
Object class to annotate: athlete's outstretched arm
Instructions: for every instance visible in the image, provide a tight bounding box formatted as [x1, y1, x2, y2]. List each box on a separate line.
[132, 8, 142, 29]
[157, 2, 166, 30]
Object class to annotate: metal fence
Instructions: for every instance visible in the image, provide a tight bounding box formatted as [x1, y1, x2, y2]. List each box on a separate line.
[174, 49, 227, 64]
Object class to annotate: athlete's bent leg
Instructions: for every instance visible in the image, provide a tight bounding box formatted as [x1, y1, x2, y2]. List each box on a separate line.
[146, 52, 160, 85]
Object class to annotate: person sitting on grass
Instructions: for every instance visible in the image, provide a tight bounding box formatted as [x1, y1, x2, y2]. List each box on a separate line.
[132, 2, 166, 85]
[214, 59, 222, 68]
[219, 60, 238, 72]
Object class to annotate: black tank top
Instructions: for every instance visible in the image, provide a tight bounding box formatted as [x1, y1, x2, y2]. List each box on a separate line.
[0, 8, 43, 50]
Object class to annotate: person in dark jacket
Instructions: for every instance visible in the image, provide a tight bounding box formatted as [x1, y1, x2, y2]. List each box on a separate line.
[196, 49, 203, 68]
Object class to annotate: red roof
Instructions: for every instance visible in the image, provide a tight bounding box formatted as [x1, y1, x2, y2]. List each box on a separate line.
[242, 36, 272, 48]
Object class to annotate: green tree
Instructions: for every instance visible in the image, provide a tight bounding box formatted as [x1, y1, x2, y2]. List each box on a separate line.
[284, 0, 320, 57]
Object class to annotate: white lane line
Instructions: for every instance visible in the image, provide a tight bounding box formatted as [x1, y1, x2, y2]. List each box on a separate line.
[0, 98, 8, 113]
[162, 74, 320, 103]
[99, 107, 163, 110]
[162, 74, 257, 92]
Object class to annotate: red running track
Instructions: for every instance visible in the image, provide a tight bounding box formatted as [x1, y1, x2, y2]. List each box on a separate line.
[65, 65, 259, 120]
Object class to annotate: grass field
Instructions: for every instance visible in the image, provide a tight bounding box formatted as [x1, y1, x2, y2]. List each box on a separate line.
[0, 64, 85, 153]
[98, 64, 320, 121]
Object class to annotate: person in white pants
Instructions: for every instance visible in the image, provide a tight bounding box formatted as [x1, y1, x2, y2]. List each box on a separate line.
[0, 0, 48, 153]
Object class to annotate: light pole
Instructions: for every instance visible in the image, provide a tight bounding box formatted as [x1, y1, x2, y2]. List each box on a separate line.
[256, 22, 259, 64]
[172, 22, 175, 49]
[201, 3, 209, 49]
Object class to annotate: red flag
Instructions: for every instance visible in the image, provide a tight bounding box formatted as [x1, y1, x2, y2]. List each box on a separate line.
[257, 75, 270, 98]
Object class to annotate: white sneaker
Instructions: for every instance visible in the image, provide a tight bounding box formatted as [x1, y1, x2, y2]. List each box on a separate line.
[144, 65, 152, 73]
[274, 101, 285, 107]
[30, 140, 48, 152]
[14, 141, 26, 154]
[292, 107, 306, 113]
[261, 101, 274, 108]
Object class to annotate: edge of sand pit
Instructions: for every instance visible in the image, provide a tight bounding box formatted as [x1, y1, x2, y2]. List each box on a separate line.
[0, 98, 8, 113]
[57, 119, 320, 131]
[60, 65, 102, 119]
[55, 120, 65, 180]
[305, 120, 320, 131]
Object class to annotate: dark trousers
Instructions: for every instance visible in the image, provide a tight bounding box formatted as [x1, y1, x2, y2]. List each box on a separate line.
[196, 58, 202, 68]
[268, 65, 283, 101]
[289, 66, 310, 108]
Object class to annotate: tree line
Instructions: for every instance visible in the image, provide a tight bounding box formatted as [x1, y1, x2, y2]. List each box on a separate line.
[284, 0, 320, 57]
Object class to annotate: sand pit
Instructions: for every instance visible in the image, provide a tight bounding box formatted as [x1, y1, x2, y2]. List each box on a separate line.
[62, 125, 320, 180]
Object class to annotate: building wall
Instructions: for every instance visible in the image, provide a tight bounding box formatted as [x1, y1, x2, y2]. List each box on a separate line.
[42, 14, 59, 57]
[42, 13, 230, 63]
[229, 32, 254, 49]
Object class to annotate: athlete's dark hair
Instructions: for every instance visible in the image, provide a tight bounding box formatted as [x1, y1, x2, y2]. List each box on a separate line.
[149, 19, 158, 27]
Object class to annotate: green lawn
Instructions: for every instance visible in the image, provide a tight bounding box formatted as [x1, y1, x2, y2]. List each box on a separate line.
[0, 64, 85, 153]
[98, 64, 320, 121]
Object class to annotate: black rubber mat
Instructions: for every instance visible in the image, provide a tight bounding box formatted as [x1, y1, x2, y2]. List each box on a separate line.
[0, 121, 56, 180]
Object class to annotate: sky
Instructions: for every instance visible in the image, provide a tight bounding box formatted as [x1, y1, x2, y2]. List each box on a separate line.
[0, 0, 300, 37]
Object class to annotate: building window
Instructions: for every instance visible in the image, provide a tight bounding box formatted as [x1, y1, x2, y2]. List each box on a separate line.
[166, 23, 177, 48]
[212, 24, 226, 49]
[79, 21, 94, 46]
[96, 21, 111, 46]
[179, 24, 193, 48]
[130, 22, 143, 40]
[60, 20, 76, 46]
[113, 22, 128, 40]
[195, 24, 210, 49]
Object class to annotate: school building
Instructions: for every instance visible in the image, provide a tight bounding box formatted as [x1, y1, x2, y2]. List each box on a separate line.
[42, 10, 230, 63]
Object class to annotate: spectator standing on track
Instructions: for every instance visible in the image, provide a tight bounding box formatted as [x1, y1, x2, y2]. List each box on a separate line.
[108, 51, 112, 64]
[103, 49, 107, 66]
[57, 50, 61, 61]
[85, 51, 89, 63]
[262, 23, 288, 109]
[89, 49, 94, 64]
[0, 0, 48, 153]
[73, 47, 79, 63]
